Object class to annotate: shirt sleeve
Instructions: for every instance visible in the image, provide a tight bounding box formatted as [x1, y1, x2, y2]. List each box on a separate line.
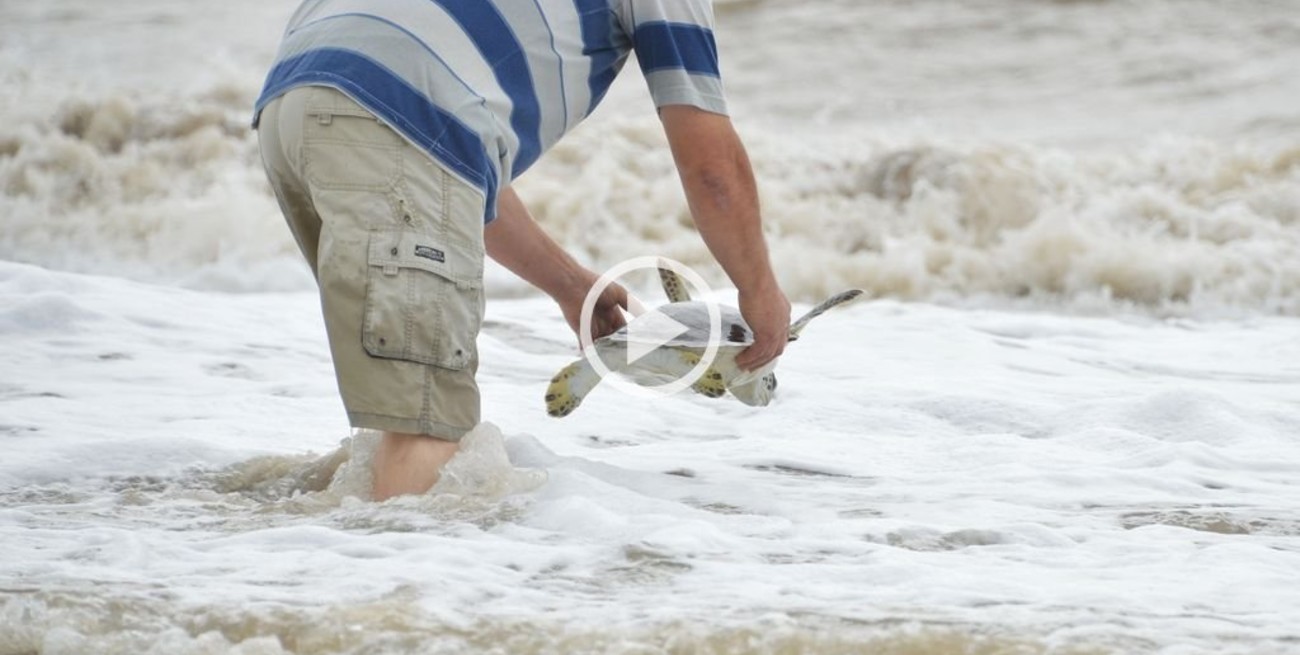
[621, 0, 728, 115]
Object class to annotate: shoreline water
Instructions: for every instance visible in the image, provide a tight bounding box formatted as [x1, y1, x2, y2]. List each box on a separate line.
[3, 1, 1299, 653]
[3, 261, 1299, 653]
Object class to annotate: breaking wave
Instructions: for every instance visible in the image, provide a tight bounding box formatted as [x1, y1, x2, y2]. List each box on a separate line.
[1, 85, 1297, 315]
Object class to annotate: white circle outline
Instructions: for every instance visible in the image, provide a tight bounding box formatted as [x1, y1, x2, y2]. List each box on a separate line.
[578, 257, 723, 398]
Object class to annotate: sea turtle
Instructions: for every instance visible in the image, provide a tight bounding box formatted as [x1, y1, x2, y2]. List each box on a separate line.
[545, 267, 864, 417]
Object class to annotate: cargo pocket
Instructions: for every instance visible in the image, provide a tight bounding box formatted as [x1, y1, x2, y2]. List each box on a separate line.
[302, 106, 402, 192]
[361, 229, 483, 371]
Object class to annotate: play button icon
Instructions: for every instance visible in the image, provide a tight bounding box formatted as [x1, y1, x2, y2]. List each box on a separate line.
[623, 308, 692, 365]
[578, 256, 723, 399]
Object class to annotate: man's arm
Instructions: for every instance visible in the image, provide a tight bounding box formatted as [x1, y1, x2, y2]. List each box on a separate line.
[659, 105, 791, 370]
[485, 187, 627, 343]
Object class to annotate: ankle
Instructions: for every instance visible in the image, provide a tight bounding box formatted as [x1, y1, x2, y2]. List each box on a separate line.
[371, 431, 460, 501]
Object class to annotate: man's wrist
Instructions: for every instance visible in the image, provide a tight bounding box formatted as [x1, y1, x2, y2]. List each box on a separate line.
[734, 267, 779, 297]
[546, 263, 593, 305]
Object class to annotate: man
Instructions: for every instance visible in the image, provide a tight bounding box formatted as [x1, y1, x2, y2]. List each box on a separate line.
[254, 0, 790, 500]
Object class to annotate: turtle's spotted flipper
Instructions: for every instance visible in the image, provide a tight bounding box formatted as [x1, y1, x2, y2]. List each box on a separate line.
[788, 289, 866, 341]
[676, 350, 726, 398]
[692, 369, 727, 398]
[658, 265, 692, 303]
[546, 359, 601, 417]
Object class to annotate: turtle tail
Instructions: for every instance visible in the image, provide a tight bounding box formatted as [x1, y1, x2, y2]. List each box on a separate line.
[545, 359, 602, 417]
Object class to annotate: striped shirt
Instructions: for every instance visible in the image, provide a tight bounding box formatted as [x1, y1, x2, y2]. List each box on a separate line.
[254, 0, 728, 221]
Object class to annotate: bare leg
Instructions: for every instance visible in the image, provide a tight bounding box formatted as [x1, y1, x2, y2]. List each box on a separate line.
[371, 431, 460, 501]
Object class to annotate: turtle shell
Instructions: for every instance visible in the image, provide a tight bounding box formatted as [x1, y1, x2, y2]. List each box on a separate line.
[605, 301, 753, 348]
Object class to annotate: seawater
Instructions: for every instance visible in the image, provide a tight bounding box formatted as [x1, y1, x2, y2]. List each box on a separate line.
[0, 424, 1104, 655]
[2, 266, 1297, 654]
[2, 1, 1299, 654]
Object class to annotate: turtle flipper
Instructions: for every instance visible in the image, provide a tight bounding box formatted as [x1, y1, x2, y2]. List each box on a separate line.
[676, 350, 726, 398]
[788, 289, 866, 341]
[546, 359, 601, 417]
[692, 370, 727, 398]
[658, 265, 692, 302]
[728, 372, 778, 407]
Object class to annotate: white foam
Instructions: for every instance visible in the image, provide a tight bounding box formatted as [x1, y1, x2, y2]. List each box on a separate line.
[3, 90, 1296, 311]
[3, 263, 1298, 652]
[3, 0, 1300, 651]
[516, 122, 1300, 315]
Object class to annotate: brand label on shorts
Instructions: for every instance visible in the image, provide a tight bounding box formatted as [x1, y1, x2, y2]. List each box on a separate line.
[414, 245, 446, 263]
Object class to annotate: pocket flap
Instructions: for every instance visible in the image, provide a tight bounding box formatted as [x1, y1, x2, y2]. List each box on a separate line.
[368, 230, 482, 289]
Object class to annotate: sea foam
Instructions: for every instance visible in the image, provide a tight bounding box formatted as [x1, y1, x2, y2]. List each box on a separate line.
[2, 86, 1297, 315]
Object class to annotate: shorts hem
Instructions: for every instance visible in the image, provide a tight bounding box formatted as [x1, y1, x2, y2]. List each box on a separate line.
[348, 411, 473, 441]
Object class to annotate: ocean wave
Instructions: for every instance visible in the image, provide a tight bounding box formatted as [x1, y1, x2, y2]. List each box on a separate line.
[519, 116, 1300, 315]
[0, 84, 309, 292]
[2, 85, 1298, 315]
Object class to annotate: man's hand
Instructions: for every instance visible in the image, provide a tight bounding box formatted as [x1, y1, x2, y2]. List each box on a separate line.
[486, 187, 628, 344]
[558, 272, 629, 346]
[735, 280, 791, 371]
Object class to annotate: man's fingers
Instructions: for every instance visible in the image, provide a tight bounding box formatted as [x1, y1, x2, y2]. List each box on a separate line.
[590, 306, 627, 340]
[601, 310, 625, 337]
[736, 335, 784, 371]
[610, 285, 629, 309]
[603, 284, 630, 312]
[736, 348, 771, 371]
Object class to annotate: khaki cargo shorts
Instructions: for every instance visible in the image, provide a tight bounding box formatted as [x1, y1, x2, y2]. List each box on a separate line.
[258, 85, 485, 440]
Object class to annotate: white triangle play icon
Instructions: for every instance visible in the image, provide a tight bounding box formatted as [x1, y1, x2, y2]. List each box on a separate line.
[625, 309, 691, 365]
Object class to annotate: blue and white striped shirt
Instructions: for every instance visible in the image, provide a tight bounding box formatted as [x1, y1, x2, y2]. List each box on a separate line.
[254, 0, 728, 221]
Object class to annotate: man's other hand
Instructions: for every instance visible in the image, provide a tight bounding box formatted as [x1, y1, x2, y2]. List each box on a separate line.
[735, 280, 791, 371]
[559, 272, 629, 346]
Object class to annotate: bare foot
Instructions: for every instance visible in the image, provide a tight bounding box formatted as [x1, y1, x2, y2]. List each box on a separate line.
[371, 431, 460, 501]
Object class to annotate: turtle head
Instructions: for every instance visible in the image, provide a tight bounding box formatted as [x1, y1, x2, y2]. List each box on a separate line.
[729, 370, 778, 407]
